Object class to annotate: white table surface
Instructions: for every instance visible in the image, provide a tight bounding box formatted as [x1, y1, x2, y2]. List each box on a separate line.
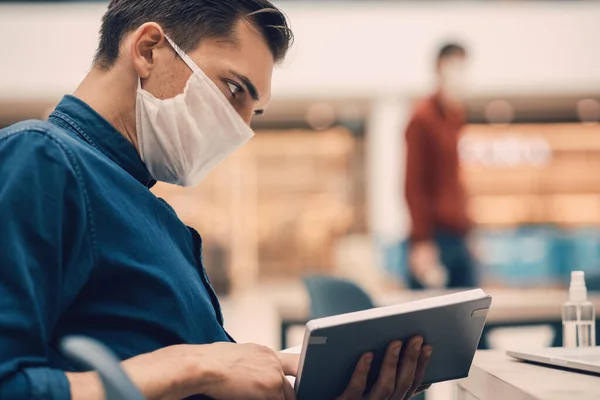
[457, 350, 600, 400]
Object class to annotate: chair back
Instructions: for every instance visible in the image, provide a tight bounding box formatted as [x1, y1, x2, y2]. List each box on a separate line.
[61, 336, 145, 400]
[303, 275, 375, 319]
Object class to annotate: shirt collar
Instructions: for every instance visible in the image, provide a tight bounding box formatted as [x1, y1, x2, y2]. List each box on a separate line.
[431, 92, 466, 124]
[48, 95, 156, 188]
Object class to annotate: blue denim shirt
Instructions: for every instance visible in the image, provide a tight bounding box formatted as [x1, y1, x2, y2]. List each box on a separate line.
[0, 95, 232, 400]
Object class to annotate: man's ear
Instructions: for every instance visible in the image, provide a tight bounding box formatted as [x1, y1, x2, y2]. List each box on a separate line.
[129, 22, 166, 79]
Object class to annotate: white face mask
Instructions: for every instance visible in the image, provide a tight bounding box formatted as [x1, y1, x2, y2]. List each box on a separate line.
[439, 59, 468, 102]
[135, 35, 254, 187]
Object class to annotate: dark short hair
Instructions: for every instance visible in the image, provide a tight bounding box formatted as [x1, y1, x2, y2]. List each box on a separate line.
[436, 42, 467, 64]
[95, 0, 293, 69]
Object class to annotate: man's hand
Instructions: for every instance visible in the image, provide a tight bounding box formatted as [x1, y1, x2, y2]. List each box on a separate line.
[68, 339, 430, 400]
[409, 241, 447, 288]
[409, 241, 438, 276]
[69, 342, 297, 400]
[278, 351, 301, 376]
[140, 342, 296, 400]
[336, 336, 433, 400]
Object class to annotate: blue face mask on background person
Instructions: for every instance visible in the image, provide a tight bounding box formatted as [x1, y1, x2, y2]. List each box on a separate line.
[135, 35, 255, 187]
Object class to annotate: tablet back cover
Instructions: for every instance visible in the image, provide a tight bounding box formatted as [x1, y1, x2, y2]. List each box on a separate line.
[296, 294, 491, 400]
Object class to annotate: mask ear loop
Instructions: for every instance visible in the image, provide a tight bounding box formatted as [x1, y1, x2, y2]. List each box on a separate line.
[137, 35, 198, 91]
[164, 35, 201, 74]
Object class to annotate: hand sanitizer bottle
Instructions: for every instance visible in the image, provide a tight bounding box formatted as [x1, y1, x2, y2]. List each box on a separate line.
[562, 271, 596, 348]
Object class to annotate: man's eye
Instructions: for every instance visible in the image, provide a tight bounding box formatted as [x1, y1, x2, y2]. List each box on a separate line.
[227, 81, 242, 97]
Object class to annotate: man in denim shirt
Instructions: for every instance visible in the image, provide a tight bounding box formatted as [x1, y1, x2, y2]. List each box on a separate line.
[0, 1, 432, 399]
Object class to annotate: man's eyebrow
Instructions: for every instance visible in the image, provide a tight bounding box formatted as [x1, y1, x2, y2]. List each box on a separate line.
[229, 70, 260, 101]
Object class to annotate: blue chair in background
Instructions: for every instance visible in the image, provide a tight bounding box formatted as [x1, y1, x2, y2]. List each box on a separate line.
[303, 275, 375, 319]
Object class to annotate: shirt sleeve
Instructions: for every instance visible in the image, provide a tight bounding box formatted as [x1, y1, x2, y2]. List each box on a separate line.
[0, 128, 94, 400]
[404, 117, 434, 242]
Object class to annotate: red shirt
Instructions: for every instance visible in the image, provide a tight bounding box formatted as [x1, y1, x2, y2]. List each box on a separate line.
[404, 95, 471, 242]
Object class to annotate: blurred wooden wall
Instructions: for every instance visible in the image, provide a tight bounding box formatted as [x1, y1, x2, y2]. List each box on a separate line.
[152, 127, 359, 291]
[462, 123, 600, 228]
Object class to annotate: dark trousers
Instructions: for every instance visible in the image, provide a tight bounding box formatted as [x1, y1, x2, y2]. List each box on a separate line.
[408, 231, 477, 290]
[407, 231, 486, 350]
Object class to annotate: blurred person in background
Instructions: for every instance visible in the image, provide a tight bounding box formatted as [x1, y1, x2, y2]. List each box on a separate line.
[0, 0, 432, 399]
[404, 43, 478, 290]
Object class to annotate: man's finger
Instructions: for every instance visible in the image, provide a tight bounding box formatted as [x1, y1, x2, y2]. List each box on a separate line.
[392, 336, 423, 399]
[369, 341, 402, 400]
[403, 346, 432, 400]
[278, 353, 300, 376]
[282, 376, 297, 400]
[414, 384, 432, 395]
[337, 352, 373, 400]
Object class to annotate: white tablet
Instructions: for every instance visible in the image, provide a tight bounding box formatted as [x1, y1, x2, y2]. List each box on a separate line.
[294, 289, 492, 399]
